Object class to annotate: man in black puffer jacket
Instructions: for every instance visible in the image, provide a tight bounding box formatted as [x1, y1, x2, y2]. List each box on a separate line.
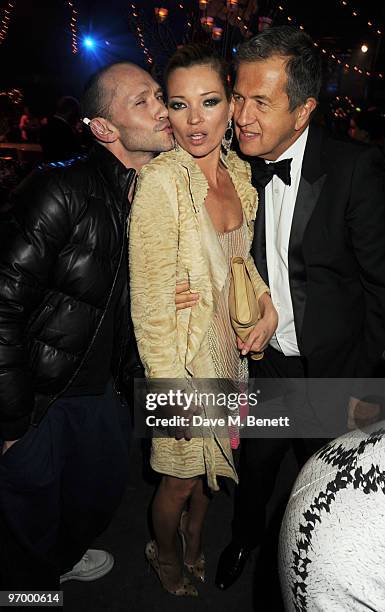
[0, 62, 174, 589]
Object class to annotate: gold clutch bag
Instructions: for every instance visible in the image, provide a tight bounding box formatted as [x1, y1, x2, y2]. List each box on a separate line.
[229, 256, 264, 361]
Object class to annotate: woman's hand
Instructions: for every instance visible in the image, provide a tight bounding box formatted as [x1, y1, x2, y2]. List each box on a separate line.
[237, 293, 278, 355]
[167, 401, 202, 441]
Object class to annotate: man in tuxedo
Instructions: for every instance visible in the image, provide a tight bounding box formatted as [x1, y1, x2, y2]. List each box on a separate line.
[216, 25, 385, 591]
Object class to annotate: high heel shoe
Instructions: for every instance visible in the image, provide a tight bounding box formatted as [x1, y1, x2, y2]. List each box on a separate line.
[178, 511, 206, 583]
[145, 540, 198, 597]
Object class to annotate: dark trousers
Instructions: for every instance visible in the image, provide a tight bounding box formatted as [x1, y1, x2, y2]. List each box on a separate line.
[232, 347, 326, 547]
[0, 382, 130, 589]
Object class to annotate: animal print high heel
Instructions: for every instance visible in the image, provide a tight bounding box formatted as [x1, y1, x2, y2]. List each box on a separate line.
[145, 540, 198, 596]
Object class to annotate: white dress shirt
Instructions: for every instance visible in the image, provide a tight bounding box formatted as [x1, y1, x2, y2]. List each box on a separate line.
[265, 127, 309, 356]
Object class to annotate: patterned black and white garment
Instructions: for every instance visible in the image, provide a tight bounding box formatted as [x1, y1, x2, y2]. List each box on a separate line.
[279, 426, 385, 611]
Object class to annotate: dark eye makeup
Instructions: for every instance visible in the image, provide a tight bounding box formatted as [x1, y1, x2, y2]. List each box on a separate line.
[168, 97, 222, 110]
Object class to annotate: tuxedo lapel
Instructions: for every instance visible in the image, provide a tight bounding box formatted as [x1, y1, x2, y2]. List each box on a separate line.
[289, 124, 327, 344]
[251, 186, 269, 285]
[289, 174, 326, 343]
[250, 159, 269, 284]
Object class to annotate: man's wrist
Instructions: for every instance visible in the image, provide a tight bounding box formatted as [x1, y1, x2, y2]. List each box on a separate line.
[1, 439, 19, 455]
[258, 291, 271, 316]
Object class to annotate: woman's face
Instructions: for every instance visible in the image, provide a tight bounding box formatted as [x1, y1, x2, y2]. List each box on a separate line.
[167, 64, 233, 158]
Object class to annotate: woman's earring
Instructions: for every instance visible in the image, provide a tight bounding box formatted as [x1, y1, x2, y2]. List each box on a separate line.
[221, 120, 233, 155]
[173, 138, 179, 152]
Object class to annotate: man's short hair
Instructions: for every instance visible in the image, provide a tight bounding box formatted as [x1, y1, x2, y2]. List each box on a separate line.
[80, 61, 137, 121]
[235, 25, 322, 112]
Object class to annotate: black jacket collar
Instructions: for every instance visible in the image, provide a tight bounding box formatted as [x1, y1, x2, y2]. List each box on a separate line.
[90, 143, 136, 203]
[301, 123, 326, 184]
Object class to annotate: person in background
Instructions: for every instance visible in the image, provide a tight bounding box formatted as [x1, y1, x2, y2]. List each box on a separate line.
[349, 107, 385, 153]
[19, 105, 41, 143]
[40, 96, 83, 161]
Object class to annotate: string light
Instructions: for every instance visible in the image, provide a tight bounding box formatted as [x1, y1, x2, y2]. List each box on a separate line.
[0, 1, 16, 46]
[154, 7, 168, 23]
[338, 0, 383, 37]
[212, 26, 223, 40]
[0, 87, 23, 104]
[277, 5, 384, 80]
[66, 0, 78, 54]
[200, 1, 251, 38]
[330, 95, 359, 120]
[128, 3, 153, 66]
[201, 16, 214, 30]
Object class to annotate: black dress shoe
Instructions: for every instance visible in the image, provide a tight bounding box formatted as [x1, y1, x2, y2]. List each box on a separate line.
[215, 541, 252, 590]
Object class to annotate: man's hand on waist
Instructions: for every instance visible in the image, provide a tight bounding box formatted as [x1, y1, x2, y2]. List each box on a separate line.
[175, 280, 199, 311]
[1, 439, 19, 455]
[347, 396, 381, 431]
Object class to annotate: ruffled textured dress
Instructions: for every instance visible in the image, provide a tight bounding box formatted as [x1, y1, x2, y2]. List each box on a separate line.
[208, 220, 249, 449]
[129, 147, 268, 491]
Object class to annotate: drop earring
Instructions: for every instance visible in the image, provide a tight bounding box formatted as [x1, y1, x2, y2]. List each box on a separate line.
[221, 119, 233, 155]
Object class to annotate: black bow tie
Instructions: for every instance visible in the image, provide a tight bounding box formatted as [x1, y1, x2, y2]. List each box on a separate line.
[251, 157, 292, 189]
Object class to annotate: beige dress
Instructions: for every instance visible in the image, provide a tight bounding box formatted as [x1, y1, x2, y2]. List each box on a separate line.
[129, 147, 269, 491]
[209, 218, 249, 382]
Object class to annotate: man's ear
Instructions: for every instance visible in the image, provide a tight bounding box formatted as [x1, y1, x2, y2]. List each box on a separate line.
[89, 117, 118, 143]
[294, 97, 317, 131]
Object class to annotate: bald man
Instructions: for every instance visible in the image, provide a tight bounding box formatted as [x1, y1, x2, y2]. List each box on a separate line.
[0, 62, 176, 589]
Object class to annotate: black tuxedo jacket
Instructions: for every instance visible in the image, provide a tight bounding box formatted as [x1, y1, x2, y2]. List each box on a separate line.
[251, 124, 385, 377]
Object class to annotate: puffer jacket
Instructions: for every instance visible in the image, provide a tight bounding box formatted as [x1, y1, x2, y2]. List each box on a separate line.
[0, 144, 138, 440]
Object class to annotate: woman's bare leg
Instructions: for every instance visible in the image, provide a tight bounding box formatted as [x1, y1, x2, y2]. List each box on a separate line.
[183, 477, 210, 563]
[151, 475, 197, 587]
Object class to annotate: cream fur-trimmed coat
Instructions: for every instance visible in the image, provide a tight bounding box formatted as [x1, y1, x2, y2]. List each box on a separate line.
[128, 146, 268, 490]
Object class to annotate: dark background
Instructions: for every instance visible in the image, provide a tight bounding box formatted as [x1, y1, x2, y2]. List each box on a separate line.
[0, 0, 384, 114]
